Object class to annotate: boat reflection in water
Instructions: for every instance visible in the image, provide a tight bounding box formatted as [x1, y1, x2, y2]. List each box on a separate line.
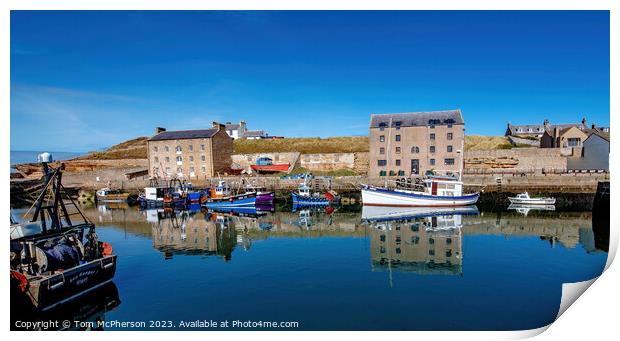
[508, 203, 555, 216]
[12, 282, 121, 331]
[362, 206, 479, 280]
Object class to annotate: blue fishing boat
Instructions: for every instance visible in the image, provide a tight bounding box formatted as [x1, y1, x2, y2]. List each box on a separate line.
[202, 180, 257, 209]
[291, 183, 339, 206]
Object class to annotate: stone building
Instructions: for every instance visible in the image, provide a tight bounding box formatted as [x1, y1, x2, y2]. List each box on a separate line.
[224, 121, 247, 139]
[147, 122, 233, 179]
[368, 110, 465, 177]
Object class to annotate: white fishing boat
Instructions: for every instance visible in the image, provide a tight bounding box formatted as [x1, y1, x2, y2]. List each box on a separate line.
[508, 192, 556, 205]
[362, 176, 480, 207]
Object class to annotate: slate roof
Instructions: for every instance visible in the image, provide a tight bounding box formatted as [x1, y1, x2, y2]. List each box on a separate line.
[370, 109, 464, 128]
[149, 128, 219, 141]
[586, 131, 610, 142]
[242, 130, 266, 138]
[225, 123, 241, 130]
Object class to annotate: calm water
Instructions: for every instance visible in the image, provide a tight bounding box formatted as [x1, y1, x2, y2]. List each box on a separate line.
[12, 204, 608, 331]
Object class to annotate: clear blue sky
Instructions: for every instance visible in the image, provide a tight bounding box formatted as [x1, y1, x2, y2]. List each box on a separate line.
[11, 11, 609, 152]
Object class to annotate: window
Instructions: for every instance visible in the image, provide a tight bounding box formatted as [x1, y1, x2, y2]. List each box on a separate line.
[189, 145, 193, 151]
[430, 133, 436, 140]
[153, 146, 158, 152]
[429, 124, 435, 129]
[201, 166, 206, 173]
[177, 167, 182, 173]
[445, 158, 455, 165]
[395, 159, 401, 166]
[379, 122, 387, 131]
[176, 146, 182, 152]
[189, 166, 195, 173]
[567, 138, 581, 147]
[165, 167, 170, 173]
[154, 156, 159, 163]
[176, 156, 182, 162]
[165, 146, 169, 152]
[379, 170, 386, 176]
[447, 124, 453, 128]
[189, 156, 194, 162]
[201, 155, 206, 161]
[377, 160, 387, 167]
[447, 133, 453, 140]
[447, 145, 453, 152]
[395, 135, 401, 142]
[430, 159, 435, 166]
[380, 147, 385, 155]
[411, 146, 419, 153]
[395, 147, 401, 154]
[395, 121, 402, 130]
[165, 156, 170, 163]
[201, 144, 205, 151]
[430, 146, 436, 153]
[411, 224, 419, 232]
[379, 135, 385, 142]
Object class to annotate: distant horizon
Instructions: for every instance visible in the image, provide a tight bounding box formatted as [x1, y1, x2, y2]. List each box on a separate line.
[11, 11, 610, 151]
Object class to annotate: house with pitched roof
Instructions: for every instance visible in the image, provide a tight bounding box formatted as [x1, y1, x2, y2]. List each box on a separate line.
[147, 123, 233, 179]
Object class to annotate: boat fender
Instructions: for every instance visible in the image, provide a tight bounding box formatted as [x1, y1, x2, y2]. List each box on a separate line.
[100, 242, 113, 256]
[10, 270, 29, 292]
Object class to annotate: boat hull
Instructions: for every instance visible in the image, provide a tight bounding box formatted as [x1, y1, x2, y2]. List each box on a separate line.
[203, 193, 257, 208]
[361, 186, 479, 207]
[256, 191, 275, 203]
[291, 192, 330, 206]
[508, 198, 556, 205]
[17, 255, 117, 311]
[96, 193, 129, 203]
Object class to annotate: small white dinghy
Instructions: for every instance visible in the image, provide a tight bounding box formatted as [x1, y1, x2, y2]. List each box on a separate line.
[508, 192, 556, 205]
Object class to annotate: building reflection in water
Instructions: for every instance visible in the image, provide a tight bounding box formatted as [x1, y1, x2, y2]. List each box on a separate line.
[146, 208, 237, 261]
[363, 206, 479, 280]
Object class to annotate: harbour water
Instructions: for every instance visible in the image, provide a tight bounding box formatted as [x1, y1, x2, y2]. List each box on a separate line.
[11, 204, 608, 331]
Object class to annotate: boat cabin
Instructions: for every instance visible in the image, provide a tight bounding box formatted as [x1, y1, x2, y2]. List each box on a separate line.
[421, 177, 463, 197]
[212, 180, 232, 198]
[297, 183, 312, 197]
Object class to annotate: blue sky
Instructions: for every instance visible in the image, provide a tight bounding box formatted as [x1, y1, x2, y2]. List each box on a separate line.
[11, 11, 609, 152]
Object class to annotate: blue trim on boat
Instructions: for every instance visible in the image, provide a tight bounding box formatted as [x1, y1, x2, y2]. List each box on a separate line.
[363, 185, 480, 201]
[203, 193, 257, 208]
[291, 192, 330, 206]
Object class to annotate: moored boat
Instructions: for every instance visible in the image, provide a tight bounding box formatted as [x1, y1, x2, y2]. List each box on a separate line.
[291, 183, 340, 206]
[361, 176, 479, 207]
[202, 180, 257, 208]
[244, 184, 275, 204]
[508, 192, 556, 205]
[10, 153, 117, 312]
[95, 187, 130, 203]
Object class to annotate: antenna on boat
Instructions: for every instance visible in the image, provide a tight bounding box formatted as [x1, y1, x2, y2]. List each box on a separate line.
[385, 117, 393, 188]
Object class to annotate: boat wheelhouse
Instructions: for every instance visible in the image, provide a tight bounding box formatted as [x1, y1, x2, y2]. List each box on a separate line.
[508, 192, 556, 205]
[203, 180, 257, 208]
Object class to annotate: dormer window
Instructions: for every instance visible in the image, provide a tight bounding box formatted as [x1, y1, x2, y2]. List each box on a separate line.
[394, 121, 402, 130]
[379, 122, 387, 131]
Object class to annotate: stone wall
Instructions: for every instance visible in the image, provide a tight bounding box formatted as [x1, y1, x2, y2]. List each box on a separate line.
[231, 152, 300, 170]
[300, 153, 355, 171]
[464, 147, 567, 174]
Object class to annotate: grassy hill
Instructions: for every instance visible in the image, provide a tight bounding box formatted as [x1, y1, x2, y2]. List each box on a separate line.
[78, 135, 514, 160]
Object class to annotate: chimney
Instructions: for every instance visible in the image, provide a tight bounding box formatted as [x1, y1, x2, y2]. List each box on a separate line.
[240, 120, 247, 132]
[212, 121, 225, 130]
[155, 127, 166, 134]
[543, 119, 549, 127]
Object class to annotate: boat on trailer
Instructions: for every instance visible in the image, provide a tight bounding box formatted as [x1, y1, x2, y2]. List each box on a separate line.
[10, 153, 117, 312]
[361, 175, 480, 207]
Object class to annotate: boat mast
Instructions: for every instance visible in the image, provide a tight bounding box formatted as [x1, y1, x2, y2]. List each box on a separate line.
[385, 117, 393, 188]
